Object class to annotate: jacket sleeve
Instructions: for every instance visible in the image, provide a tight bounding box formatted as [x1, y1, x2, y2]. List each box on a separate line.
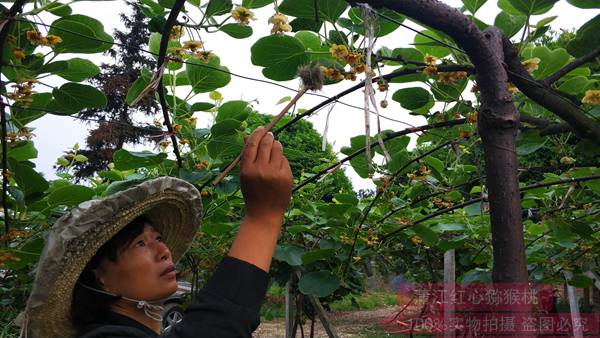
[162, 255, 271, 338]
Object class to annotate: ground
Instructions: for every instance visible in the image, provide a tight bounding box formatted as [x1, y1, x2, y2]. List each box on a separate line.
[254, 306, 401, 338]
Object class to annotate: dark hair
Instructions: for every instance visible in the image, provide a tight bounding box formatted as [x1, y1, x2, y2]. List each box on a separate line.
[71, 216, 151, 332]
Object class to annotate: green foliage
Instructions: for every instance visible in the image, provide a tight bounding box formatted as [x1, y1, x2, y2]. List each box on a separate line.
[2, 1, 600, 335]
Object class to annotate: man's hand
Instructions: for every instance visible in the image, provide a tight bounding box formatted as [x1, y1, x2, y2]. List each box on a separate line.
[240, 126, 293, 223]
[227, 126, 293, 272]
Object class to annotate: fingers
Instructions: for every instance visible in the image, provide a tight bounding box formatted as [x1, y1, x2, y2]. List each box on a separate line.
[270, 140, 283, 167]
[257, 132, 275, 163]
[242, 127, 267, 163]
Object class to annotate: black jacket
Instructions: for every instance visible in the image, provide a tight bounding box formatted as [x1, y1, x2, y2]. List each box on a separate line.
[78, 256, 270, 338]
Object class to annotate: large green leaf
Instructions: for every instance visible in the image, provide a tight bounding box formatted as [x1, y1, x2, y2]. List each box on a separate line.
[48, 15, 113, 53]
[279, 0, 348, 23]
[52, 83, 107, 113]
[392, 87, 434, 115]
[113, 150, 167, 170]
[210, 119, 242, 137]
[251, 35, 310, 81]
[505, 0, 558, 15]
[414, 30, 450, 58]
[347, 8, 404, 37]
[10, 93, 52, 127]
[242, 0, 272, 8]
[413, 224, 439, 246]
[207, 135, 244, 159]
[566, 0, 600, 8]
[567, 15, 600, 57]
[463, 0, 488, 13]
[42, 58, 100, 82]
[301, 249, 335, 264]
[274, 244, 304, 266]
[494, 12, 527, 38]
[298, 271, 340, 297]
[216, 101, 251, 122]
[521, 46, 571, 80]
[186, 55, 232, 93]
[10, 160, 49, 197]
[126, 69, 152, 106]
[558, 76, 593, 95]
[206, 0, 233, 17]
[7, 141, 37, 161]
[516, 130, 547, 155]
[219, 23, 253, 39]
[48, 185, 96, 207]
[340, 135, 375, 178]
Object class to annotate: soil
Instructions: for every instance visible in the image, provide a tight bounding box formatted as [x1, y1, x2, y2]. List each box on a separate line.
[253, 305, 400, 338]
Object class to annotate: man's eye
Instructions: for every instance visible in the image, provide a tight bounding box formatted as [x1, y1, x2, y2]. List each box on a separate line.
[136, 240, 145, 247]
[156, 236, 163, 242]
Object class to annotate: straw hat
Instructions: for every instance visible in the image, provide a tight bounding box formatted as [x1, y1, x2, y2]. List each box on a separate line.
[17, 176, 203, 338]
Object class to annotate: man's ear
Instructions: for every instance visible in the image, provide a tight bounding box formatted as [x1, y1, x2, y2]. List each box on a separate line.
[92, 267, 107, 290]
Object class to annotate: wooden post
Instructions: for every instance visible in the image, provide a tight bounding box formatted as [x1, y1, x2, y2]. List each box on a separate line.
[443, 249, 455, 338]
[564, 271, 583, 338]
[285, 273, 295, 338]
[308, 295, 340, 338]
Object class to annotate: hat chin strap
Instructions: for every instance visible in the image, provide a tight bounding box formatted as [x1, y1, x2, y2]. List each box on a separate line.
[77, 283, 164, 322]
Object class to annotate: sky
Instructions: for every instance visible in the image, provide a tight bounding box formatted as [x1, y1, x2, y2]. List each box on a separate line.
[23, 0, 600, 191]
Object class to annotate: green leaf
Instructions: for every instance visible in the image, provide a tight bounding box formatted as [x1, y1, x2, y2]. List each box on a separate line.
[148, 33, 182, 69]
[536, 15, 557, 28]
[10, 93, 52, 127]
[340, 135, 375, 178]
[516, 130, 547, 155]
[494, 12, 527, 38]
[48, 185, 96, 207]
[206, 0, 233, 17]
[52, 83, 107, 113]
[392, 87, 434, 114]
[242, 0, 272, 8]
[568, 274, 594, 288]
[464, 202, 483, 216]
[48, 15, 113, 54]
[463, 0, 488, 13]
[333, 193, 358, 205]
[10, 160, 49, 197]
[191, 102, 215, 112]
[126, 70, 152, 106]
[566, 0, 600, 8]
[505, 0, 558, 15]
[521, 46, 571, 80]
[347, 8, 404, 37]
[251, 35, 310, 81]
[219, 23, 253, 39]
[558, 76, 592, 95]
[216, 101, 251, 122]
[7, 141, 37, 161]
[299, 271, 340, 297]
[113, 150, 167, 170]
[207, 135, 243, 159]
[414, 30, 450, 58]
[202, 222, 234, 236]
[274, 244, 304, 266]
[279, 0, 348, 23]
[104, 179, 146, 196]
[413, 224, 439, 246]
[42, 58, 100, 81]
[301, 249, 335, 264]
[46, 2, 73, 16]
[186, 55, 232, 93]
[567, 15, 600, 57]
[211, 119, 242, 136]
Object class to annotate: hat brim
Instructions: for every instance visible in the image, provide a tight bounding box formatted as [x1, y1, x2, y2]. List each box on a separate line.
[20, 177, 202, 338]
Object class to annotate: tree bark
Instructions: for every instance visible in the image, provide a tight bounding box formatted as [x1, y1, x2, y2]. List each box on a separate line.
[347, 0, 528, 283]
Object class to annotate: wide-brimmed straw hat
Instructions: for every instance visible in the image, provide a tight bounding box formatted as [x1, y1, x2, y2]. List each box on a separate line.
[17, 176, 203, 338]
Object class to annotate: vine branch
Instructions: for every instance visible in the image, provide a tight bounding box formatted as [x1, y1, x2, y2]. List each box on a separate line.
[0, 0, 29, 241]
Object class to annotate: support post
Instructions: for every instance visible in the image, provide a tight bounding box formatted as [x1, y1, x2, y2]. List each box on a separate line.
[285, 273, 296, 338]
[564, 271, 583, 338]
[443, 249, 455, 337]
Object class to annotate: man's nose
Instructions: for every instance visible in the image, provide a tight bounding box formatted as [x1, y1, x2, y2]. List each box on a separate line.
[154, 240, 171, 261]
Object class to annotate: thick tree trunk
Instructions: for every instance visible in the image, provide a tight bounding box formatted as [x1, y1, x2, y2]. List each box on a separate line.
[347, 0, 528, 282]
